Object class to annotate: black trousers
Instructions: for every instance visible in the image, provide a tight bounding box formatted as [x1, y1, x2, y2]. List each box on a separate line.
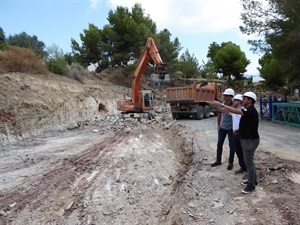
[233, 134, 247, 171]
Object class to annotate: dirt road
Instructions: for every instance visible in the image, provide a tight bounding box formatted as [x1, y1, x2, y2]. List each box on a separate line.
[0, 113, 299, 225]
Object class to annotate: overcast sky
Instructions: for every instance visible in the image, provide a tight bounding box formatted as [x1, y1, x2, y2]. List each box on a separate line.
[1, 0, 262, 81]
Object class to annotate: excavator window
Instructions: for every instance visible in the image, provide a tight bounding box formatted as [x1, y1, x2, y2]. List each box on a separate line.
[144, 93, 151, 107]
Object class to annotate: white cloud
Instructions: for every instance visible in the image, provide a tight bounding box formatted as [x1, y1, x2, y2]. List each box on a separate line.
[108, 0, 242, 33]
[90, 0, 99, 9]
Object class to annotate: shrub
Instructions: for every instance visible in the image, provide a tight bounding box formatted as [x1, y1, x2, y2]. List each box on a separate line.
[0, 45, 48, 74]
[46, 57, 68, 75]
[67, 62, 89, 83]
[231, 80, 245, 89]
[45, 44, 68, 75]
[121, 64, 135, 77]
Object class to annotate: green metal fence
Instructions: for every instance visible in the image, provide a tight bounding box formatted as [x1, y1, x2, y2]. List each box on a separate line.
[272, 102, 300, 128]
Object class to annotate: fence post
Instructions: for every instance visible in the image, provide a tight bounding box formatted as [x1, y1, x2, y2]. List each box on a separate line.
[269, 95, 273, 120]
[259, 96, 263, 119]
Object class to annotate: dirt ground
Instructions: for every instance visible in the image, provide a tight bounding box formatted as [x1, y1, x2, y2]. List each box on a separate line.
[0, 71, 300, 225]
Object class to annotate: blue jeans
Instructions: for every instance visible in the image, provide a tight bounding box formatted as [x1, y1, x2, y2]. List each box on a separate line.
[216, 128, 234, 164]
[241, 138, 260, 185]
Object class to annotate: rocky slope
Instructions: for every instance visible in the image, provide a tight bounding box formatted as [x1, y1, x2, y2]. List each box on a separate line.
[0, 70, 130, 143]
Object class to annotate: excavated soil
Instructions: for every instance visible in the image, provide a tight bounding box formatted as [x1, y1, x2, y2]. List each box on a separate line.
[0, 71, 300, 225]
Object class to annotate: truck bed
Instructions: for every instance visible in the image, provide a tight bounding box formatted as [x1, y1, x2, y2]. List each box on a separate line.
[165, 84, 217, 103]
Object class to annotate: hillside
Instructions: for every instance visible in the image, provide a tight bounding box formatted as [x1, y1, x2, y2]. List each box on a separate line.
[0, 69, 132, 143]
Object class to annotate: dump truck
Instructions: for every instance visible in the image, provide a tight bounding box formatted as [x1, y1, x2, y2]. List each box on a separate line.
[165, 82, 224, 120]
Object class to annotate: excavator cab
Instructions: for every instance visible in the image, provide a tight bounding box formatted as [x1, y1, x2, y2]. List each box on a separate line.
[142, 90, 154, 108]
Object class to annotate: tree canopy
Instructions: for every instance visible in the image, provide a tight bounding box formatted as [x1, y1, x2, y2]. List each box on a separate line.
[199, 60, 219, 80]
[240, 0, 300, 87]
[207, 41, 250, 84]
[71, 24, 106, 69]
[6, 31, 46, 58]
[71, 3, 182, 74]
[175, 50, 201, 79]
[152, 29, 182, 74]
[258, 52, 285, 89]
[0, 27, 5, 45]
[101, 3, 157, 66]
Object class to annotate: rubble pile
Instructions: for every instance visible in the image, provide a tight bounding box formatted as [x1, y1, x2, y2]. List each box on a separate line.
[89, 108, 174, 135]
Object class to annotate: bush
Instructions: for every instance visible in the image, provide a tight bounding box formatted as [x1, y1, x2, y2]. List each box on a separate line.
[231, 80, 245, 89]
[46, 57, 68, 75]
[45, 44, 68, 75]
[0, 45, 48, 74]
[66, 62, 89, 83]
[45, 45, 89, 82]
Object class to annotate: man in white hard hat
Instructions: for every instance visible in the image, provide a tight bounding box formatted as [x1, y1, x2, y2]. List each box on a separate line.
[231, 94, 247, 175]
[211, 88, 235, 171]
[207, 91, 259, 194]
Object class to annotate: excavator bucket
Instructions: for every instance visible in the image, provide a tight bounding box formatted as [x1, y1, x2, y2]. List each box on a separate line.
[148, 73, 171, 87]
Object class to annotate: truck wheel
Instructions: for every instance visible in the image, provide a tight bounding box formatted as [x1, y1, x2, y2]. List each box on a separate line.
[196, 105, 204, 120]
[204, 105, 210, 118]
[172, 112, 176, 119]
[172, 112, 180, 120]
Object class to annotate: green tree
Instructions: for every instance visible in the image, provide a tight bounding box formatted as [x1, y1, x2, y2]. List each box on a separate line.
[7, 31, 46, 58]
[240, 0, 300, 85]
[176, 49, 201, 79]
[208, 42, 250, 84]
[199, 60, 219, 80]
[71, 23, 107, 70]
[71, 3, 181, 75]
[0, 27, 5, 44]
[258, 52, 285, 89]
[102, 3, 157, 66]
[153, 29, 182, 74]
[45, 44, 68, 75]
[207, 42, 222, 59]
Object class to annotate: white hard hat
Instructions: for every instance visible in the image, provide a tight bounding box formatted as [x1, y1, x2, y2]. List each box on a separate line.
[243, 91, 257, 102]
[233, 94, 243, 101]
[223, 88, 235, 96]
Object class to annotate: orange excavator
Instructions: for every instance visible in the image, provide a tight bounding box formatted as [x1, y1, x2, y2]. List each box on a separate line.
[117, 37, 167, 119]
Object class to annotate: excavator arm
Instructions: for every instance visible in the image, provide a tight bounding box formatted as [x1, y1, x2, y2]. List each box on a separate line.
[131, 37, 166, 105]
